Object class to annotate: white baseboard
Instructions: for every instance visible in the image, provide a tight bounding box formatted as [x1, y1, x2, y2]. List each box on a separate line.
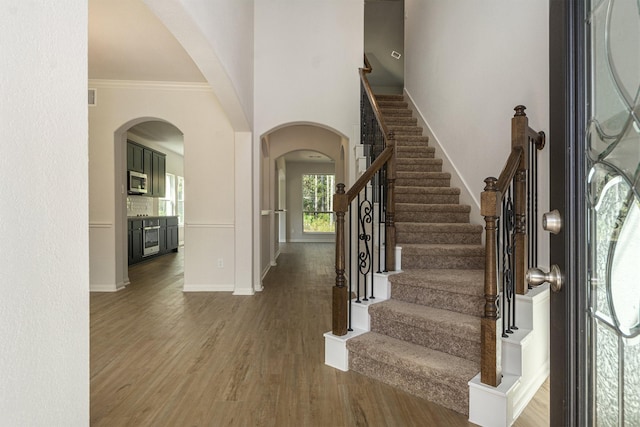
[233, 288, 256, 296]
[90, 283, 125, 292]
[261, 264, 271, 281]
[324, 328, 367, 371]
[182, 284, 234, 292]
[469, 373, 521, 427]
[287, 238, 335, 243]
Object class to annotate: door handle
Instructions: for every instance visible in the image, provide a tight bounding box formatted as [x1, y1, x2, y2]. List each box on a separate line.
[526, 264, 563, 293]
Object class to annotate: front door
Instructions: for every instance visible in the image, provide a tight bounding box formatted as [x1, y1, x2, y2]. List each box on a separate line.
[549, 0, 640, 425]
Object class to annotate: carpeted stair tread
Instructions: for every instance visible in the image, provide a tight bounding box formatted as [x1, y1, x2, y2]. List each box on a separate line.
[369, 301, 480, 363]
[396, 189, 460, 204]
[400, 244, 485, 270]
[395, 204, 471, 223]
[380, 108, 413, 117]
[394, 137, 430, 147]
[389, 269, 485, 316]
[396, 223, 481, 245]
[386, 116, 418, 126]
[347, 332, 477, 414]
[375, 94, 405, 101]
[396, 186, 459, 195]
[397, 171, 450, 179]
[388, 125, 423, 135]
[396, 159, 443, 173]
[396, 222, 482, 233]
[390, 269, 484, 297]
[377, 100, 408, 109]
[396, 203, 470, 213]
[396, 172, 451, 187]
[401, 243, 485, 255]
[396, 146, 435, 158]
[370, 300, 480, 344]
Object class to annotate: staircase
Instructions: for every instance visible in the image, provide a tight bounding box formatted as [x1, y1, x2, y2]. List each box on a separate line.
[345, 94, 485, 415]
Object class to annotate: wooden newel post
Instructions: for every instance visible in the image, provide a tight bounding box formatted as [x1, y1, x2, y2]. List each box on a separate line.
[481, 177, 501, 387]
[333, 183, 348, 336]
[512, 106, 528, 295]
[385, 131, 397, 272]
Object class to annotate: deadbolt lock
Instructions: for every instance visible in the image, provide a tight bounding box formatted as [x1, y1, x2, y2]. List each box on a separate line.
[542, 209, 562, 234]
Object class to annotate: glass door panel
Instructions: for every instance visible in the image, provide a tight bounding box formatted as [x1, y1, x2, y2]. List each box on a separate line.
[586, 0, 640, 424]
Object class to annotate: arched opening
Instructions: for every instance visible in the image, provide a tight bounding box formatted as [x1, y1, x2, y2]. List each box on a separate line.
[113, 117, 184, 289]
[259, 123, 348, 284]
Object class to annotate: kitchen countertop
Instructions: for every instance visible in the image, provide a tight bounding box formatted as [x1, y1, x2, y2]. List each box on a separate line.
[127, 215, 178, 220]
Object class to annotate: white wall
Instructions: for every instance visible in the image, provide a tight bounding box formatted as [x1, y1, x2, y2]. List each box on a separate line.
[171, 0, 254, 125]
[88, 80, 246, 292]
[365, 0, 404, 94]
[252, 0, 363, 290]
[405, 0, 550, 264]
[254, 0, 363, 141]
[0, 1, 89, 424]
[145, 0, 253, 131]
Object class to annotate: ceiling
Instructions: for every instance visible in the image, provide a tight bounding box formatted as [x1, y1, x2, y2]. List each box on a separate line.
[89, 0, 203, 156]
[89, 1, 404, 157]
[127, 121, 184, 156]
[281, 150, 333, 163]
[88, 0, 204, 82]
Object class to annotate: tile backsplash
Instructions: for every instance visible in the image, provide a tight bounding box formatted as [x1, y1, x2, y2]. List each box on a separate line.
[127, 196, 153, 216]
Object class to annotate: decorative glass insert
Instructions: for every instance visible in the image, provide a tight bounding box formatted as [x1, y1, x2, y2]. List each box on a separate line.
[586, 0, 640, 424]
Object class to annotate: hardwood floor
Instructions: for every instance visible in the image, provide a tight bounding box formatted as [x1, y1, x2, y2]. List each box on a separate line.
[91, 243, 548, 426]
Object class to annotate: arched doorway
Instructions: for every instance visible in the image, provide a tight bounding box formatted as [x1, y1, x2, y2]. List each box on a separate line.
[259, 123, 349, 286]
[113, 117, 184, 289]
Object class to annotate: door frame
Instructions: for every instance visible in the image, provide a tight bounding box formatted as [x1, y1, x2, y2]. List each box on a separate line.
[549, 0, 589, 424]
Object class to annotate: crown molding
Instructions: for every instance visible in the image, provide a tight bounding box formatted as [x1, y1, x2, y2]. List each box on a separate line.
[88, 79, 212, 92]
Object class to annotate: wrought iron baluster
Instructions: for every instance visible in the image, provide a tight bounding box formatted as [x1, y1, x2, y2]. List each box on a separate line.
[503, 185, 515, 337]
[358, 186, 372, 302]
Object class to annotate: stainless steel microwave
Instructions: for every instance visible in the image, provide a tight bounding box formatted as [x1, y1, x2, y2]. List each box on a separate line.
[128, 171, 148, 195]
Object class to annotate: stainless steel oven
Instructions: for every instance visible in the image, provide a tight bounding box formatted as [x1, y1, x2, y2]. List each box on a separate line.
[143, 218, 160, 257]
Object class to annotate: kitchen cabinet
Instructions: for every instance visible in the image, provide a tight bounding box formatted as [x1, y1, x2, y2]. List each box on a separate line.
[127, 140, 166, 198]
[128, 216, 178, 265]
[128, 219, 143, 265]
[127, 142, 144, 173]
[166, 217, 179, 252]
[152, 151, 166, 198]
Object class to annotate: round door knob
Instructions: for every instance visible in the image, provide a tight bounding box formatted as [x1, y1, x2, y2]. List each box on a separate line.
[526, 264, 563, 293]
[542, 209, 562, 234]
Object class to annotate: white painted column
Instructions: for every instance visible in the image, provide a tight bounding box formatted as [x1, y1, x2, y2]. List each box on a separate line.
[234, 131, 256, 294]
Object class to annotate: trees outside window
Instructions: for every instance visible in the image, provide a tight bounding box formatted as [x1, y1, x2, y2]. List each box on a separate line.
[302, 174, 335, 233]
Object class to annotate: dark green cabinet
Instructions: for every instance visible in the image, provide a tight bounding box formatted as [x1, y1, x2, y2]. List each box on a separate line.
[128, 219, 143, 265]
[128, 216, 178, 265]
[166, 217, 179, 252]
[127, 140, 166, 198]
[152, 151, 166, 198]
[127, 143, 144, 173]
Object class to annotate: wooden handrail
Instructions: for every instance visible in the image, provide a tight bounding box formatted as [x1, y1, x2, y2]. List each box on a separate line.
[495, 147, 523, 197]
[332, 56, 397, 336]
[363, 53, 372, 73]
[359, 55, 390, 140]
[345, 145, 394, 203]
